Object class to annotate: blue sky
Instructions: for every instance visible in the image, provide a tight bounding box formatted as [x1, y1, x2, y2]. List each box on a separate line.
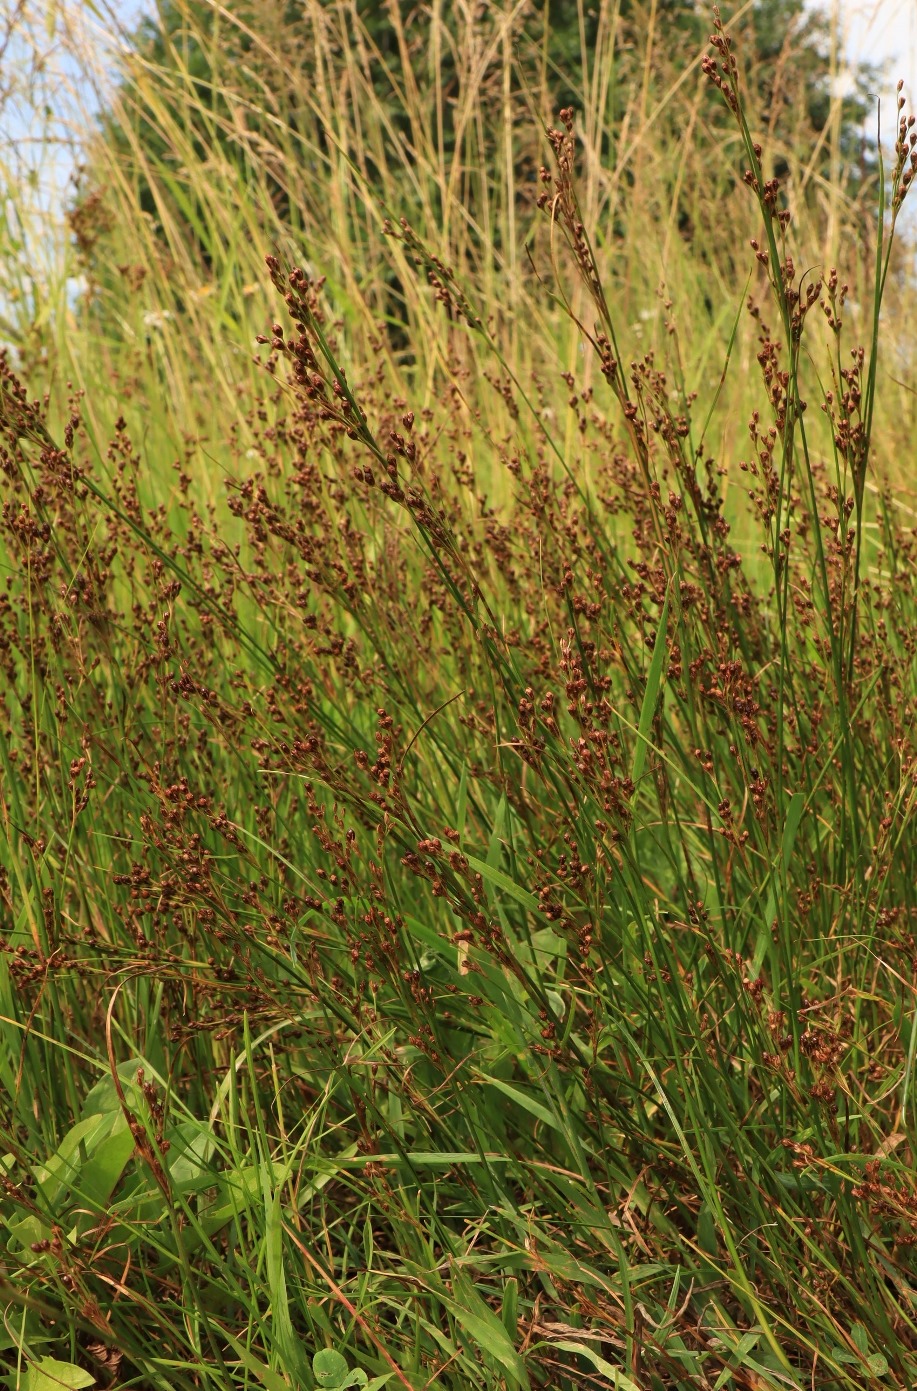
[847, 0, 917, 107]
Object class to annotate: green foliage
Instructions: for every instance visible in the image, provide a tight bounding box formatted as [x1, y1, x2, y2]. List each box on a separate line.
[312, 1349, 368, 1387]
[81, 0, 877, 286]
[1, 6, 917, 1391]
[12, 1360, 94, 1391]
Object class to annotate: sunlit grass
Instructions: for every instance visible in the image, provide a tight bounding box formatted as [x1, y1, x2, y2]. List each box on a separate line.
[1, 4, 916, 1390]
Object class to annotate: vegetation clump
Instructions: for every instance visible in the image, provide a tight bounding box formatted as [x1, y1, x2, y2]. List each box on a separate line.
[0, 4, 916, 1390]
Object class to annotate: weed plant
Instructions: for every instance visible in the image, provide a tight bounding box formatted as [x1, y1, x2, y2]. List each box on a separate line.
[1, 6, 917, 1391]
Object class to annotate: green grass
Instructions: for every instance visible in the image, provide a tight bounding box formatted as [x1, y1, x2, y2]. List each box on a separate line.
[1, 4, 917, 1390]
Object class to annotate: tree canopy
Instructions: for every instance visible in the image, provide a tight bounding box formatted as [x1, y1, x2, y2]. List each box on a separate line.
[75, 0, 880, 342]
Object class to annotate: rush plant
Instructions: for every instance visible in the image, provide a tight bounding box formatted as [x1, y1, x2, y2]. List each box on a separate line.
[0, 6, 916, 1391]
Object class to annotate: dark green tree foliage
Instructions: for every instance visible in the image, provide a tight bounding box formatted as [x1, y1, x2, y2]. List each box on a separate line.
[83, 0, 877, 293]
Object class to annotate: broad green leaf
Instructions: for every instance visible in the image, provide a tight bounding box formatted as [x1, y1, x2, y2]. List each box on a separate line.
[501, 1277, 518, 1341]
[550, 1341, 640, 1390]
[850, 1324, 868, 1355]
[21, 1358, 94, 1391]
[78, 1119, 136, 1207]
[482, 1077, 561, 1131]
[198, 1161, 293, 1229]
[312, 1348, 349, 1385]
[404, 916, 449, 958]
[167, 1124, 217, 1187]
[224, 1333, 290, 1391]
[7, 1214, 53, 1252]
[34, 1114, 112, 1206]
[528, 927, 567, 962]
[712, 1331, 762, 1391]
[448, 1271, 530, 1387]
[465, 855, 538, 911]
[263, 1158, 308, 1383]
[696, 1202, 718, 1258]
[81, 1061, 145, 1117]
